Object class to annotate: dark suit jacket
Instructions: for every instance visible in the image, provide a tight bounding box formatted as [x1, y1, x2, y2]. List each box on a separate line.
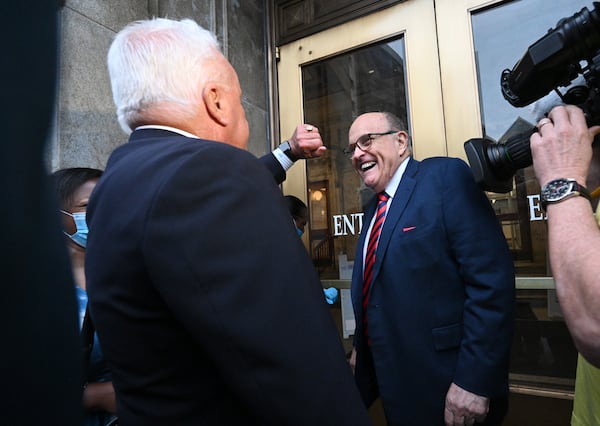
[260, 150, 287, 185]
[86, 129, 371, 426]
[352, 157, 515, 425]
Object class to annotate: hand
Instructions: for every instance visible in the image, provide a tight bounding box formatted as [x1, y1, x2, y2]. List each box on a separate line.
[83, 381, 117, 414]
[444, 383, 489, 426]
[288, 124, 327, 159]
[530, 105, 600, 187]
[348, 347, 357, 374]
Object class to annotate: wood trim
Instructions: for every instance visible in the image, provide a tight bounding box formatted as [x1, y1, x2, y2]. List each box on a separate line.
[274, 0, 404, 45]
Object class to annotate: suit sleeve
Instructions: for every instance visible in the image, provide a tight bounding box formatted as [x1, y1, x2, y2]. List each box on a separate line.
[260, 152, 286, 184]
[142, 146, 371, 426]
[443, 159, 515, 397]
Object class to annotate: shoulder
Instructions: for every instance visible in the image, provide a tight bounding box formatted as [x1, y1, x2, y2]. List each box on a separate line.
[124, 135, 260, 172]
[419, 156, 469, 171]
[157, 140, 277, 196]
[100, 136, 274, 209]
[418, 156, 474, 181]
[194, 141, 271, 180]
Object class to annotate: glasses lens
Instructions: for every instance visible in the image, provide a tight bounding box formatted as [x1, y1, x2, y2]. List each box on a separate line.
[345, 131, 397, 159]
[356, 134, 372, 150]
[345, 134, 373, 158]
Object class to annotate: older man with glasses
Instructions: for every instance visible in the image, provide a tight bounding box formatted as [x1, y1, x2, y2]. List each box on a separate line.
[346, 111, 516, 426]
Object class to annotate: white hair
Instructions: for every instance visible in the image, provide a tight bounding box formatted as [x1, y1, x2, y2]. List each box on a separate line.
[107, 18, 222, 133]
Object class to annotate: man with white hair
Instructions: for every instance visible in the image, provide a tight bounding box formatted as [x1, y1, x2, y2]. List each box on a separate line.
[86, 18, 371, 425]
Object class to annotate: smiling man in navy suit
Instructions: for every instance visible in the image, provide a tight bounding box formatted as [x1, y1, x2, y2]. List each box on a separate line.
[347, 112, 515, 426]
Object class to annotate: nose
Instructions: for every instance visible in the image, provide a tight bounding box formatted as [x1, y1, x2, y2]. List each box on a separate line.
[352, 147, 364, 162]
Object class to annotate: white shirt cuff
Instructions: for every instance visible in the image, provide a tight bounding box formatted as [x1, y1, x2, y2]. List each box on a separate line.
[272, 147, 294, 171]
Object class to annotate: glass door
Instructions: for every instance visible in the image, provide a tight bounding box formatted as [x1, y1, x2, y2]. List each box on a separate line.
[277, 0, 445, 277]
[277, 0, 597, 414]
[436, 0, 595, 400]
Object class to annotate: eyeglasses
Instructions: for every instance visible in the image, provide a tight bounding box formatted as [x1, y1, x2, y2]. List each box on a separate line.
[343, 130, 398, 158]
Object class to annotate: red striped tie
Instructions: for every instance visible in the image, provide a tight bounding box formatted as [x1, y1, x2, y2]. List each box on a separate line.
[362, 192, 390, 339]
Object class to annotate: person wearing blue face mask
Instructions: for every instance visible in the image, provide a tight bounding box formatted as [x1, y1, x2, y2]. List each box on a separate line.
[51, 167, 117, 426]
[60, 210, 89, 248]
[284, 195, 338, 304]
[285, 195, 308, 237]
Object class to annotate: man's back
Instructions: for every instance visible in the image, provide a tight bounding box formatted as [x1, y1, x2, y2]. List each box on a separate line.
[86, 129, 371, 425]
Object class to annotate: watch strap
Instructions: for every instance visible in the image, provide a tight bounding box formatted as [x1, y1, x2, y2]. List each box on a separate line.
[541, 178, 592, 211]
[279, 140, 299, 162]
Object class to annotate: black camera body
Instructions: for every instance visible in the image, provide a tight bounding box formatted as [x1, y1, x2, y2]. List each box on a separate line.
[465, 2, 600, 193]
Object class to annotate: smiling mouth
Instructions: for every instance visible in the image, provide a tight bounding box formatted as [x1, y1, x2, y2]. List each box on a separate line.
[361, 161, 376, 172]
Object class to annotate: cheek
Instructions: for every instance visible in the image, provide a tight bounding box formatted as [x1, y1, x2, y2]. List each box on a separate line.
[238, 116, 249, 149]
[239, 107, 248, 130]
[242, 119, 249, 144]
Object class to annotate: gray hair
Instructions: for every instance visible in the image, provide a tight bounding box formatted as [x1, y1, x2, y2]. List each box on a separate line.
[382, 111, 412, 152]
[107, 18, 221, 133]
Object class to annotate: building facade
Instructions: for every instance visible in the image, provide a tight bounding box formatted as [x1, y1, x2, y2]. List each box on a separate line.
[51, 0, 272, 170]
[55, 1, 596, 424]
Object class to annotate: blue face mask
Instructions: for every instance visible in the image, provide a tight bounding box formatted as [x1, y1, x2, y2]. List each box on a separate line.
[296, 227, 304, 237]
[60, 210, 88, 248]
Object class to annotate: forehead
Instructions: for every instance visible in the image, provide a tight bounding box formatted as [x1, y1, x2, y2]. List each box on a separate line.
[349, 113, 388, 136]
[71, 179, 98, 201]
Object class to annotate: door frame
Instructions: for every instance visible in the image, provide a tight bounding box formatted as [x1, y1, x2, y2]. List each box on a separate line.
[276, 0, 446, 200]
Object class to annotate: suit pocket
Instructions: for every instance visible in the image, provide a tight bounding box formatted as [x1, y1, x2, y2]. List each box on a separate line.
[396, 220, 436, 240]
[432, 323, 462, 351]
[388, 221, 442, 268]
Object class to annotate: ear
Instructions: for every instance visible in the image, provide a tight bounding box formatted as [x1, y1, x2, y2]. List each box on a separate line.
[202, 82, 228, 127]
[397, 131, 410, 155]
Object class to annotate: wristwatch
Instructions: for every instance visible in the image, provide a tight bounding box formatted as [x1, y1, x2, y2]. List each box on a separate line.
[279, 140, 299, 162]
[540, 178, 591, 211]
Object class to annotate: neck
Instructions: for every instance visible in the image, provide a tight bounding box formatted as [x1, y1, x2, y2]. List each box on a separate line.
[137, 103, 233, 147]
[136, 103, 205, 138]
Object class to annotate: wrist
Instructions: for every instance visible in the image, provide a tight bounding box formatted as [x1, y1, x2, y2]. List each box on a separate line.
[279, 140, 299, 162]
[539, 171, 588, 189]
[540, 178, 592, 211]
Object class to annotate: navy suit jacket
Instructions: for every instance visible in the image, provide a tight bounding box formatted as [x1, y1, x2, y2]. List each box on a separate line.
[86, 129, 371, 426]
[352, 157, 515, 425]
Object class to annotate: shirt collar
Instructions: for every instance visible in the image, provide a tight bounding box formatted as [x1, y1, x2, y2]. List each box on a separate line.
[384, 156, 410, 199]
[135, 124, 200, 139]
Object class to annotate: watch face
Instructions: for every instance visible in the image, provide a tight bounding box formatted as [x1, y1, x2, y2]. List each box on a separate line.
[542, 178, 573, 201]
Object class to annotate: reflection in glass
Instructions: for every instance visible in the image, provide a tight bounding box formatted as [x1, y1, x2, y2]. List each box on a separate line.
[472, 0, 594, 395]
[301, 37, 408, 279]
[471, 0, 594, 276]
[511, 289, 577, 392]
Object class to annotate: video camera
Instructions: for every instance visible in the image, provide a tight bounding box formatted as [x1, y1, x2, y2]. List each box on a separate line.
[465, 2, 600, 193]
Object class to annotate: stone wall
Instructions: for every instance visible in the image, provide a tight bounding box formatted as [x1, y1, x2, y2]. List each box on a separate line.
[51, 0, 270, 171]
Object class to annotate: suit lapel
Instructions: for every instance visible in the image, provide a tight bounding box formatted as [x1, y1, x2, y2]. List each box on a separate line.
[351, 194, 377, 320]
[370, 158, 419, 286]
[352, 158, 420, 320]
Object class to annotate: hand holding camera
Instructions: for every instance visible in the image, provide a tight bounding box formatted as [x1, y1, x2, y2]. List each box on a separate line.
[531, 105, 600, 189]
[465, 3, 600, 193]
